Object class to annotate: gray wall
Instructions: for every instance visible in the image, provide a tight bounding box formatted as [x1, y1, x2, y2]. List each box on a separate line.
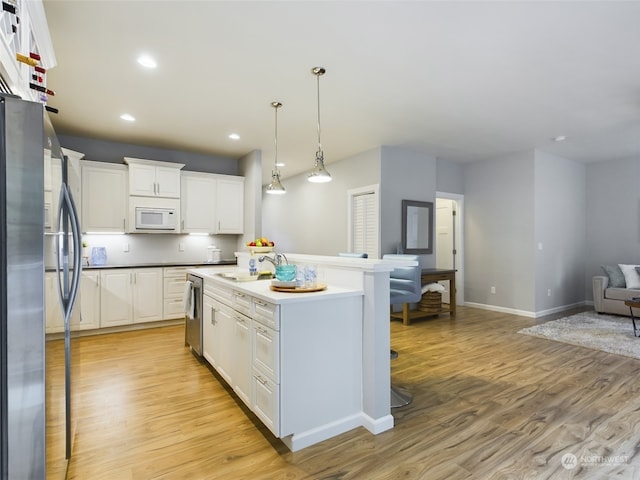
[464, 150, 536, 312]
[380, 146, 437, 266]
[58, 134, 238, 175]
[534, 150, 586, 312]
[261, 148, 382, 255]
[238, 150, 262, 247]
[585, 156, 640, 300]
[261, 146, 438, 261]
[436, 157, 465, 194]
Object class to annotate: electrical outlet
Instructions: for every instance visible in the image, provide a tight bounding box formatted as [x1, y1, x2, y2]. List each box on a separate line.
[178, 243, 185, 252]
[123, 243, 129, 252]
[547, 289, 551, 297]
[490, 286, 496, 294]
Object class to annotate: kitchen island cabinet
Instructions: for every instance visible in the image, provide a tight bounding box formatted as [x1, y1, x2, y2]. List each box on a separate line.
[193, 268, 364, 451]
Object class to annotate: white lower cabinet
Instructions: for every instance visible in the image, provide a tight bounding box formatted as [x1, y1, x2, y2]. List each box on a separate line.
[200, 277, 363, 450]
[163, 267, 191, 319]
[100, 270, 133, 327]
[79, 271, 100, 330]
[252, 367, 279, 434]
[46, 270, 101, 333]
[45, 272, 64, 334]
[132, 269, 163, 323]
[100, 268, 162, 327]
[203, 296, 235, 384]
[233, 313, 252, 407]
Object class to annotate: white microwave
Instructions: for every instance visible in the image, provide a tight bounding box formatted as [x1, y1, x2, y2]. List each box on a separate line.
[135, 207, 177, 231]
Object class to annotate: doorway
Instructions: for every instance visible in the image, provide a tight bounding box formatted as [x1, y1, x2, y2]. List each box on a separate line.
[435, 192, 464, 307]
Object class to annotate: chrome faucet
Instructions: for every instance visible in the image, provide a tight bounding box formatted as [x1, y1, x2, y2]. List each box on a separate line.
[258, 252, 288, 267]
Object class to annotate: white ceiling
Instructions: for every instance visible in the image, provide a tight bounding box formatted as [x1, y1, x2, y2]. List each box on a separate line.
[43, 1, 640, 185]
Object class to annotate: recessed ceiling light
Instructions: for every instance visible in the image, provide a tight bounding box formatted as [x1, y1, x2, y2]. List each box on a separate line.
[228, 133, 240, 140]
[120, 113, 135, 122]
[552, 135, 567, 142]
[137, 55, 157, 69]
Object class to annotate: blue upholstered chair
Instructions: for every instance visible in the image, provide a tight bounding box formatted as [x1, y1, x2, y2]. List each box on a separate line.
[383, 254, 422, 326]
[383, 254, 421, 407]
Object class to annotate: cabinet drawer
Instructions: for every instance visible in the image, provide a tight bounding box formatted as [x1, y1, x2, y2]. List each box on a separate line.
[204, 281, 233, 307]
[252, 298, 279, 330]
[233, 290, 251, 317]
[252, 367, 279, 437]
[164, 299, 185, 319]
[164, 277, 188, 296]
[251, 322, 279, 383]
[422, 274, 451, 282]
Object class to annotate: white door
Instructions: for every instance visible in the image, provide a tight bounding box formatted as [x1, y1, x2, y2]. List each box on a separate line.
[435, 193, 464, 307]
[155, 166, 181, 198]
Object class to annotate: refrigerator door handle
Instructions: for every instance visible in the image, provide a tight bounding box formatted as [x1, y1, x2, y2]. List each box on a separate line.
[65, 185, 82, 321]
[54, 183, 82, 322]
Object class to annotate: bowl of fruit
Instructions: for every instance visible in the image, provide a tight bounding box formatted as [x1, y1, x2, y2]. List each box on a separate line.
[246, 237, 275, 253]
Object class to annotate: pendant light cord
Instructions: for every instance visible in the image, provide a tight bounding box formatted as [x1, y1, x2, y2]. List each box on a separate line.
[316, 72, 322, 153]
[274, 104, 279, 172]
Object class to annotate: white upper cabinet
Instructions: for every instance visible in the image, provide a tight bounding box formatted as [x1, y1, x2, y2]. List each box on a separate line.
[215, 175, 244, 234]
[181, 171, 216, 233]
[124, 157, 184, 198]
[81, 161, 128, 233]
[181, 171, 244, 234]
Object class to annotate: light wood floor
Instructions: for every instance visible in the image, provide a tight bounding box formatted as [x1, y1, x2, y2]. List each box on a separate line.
[46, 306, 640, 480]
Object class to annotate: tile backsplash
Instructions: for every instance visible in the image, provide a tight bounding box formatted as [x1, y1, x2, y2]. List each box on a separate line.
[45, 233, 240, 268]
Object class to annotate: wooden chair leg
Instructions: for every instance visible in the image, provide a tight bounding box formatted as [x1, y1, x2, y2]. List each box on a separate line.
[402, 303, 411, 325]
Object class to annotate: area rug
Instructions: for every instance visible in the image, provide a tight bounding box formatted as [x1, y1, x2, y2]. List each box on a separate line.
[518, 311, 640, 360]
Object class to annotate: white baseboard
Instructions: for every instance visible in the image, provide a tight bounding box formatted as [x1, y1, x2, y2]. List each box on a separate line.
[464, 301, 535, 318]
[281, 413, 363, 452]
[464, 301, 589, 319]
[360, 412, 394, 435]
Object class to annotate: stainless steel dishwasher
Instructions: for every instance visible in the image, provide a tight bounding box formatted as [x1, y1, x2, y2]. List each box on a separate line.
[185, 273, 203, 358]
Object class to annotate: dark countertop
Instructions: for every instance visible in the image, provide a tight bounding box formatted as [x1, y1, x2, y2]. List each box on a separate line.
[45, 260, 237, 272]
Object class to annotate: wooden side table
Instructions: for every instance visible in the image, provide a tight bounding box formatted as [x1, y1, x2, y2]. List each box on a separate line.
[421, 269, 456, 318]
[624, 299, 640, 337]
[390, 268, 456, 325]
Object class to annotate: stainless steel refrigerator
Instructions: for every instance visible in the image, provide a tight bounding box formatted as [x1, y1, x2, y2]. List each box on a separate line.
[0, 94, 82, 479]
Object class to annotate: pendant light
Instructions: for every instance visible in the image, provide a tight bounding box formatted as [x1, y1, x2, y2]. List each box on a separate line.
[308, 67, 332, 183]
[266, 101, 286, 195]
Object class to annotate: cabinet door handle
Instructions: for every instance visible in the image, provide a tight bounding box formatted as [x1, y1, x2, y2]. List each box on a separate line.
[235, 315, 245, 323]
[123, 218, 126, 231]
[256, 325, 267, 335]
[255, 375, 267, 386]
[255, 300, 266, 307]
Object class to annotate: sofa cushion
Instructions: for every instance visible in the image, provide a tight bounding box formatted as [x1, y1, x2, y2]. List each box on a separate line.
[602, 265, 626, 288]
[605, 286, 640, 301]
[619, 264, 640, 289]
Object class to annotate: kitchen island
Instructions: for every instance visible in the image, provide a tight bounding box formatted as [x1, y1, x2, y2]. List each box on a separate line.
[190, 267, 363, 451]
[189, 253, 417, 451]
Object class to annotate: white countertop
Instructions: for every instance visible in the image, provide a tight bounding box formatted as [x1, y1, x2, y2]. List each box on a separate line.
[190, 267, 364, 305]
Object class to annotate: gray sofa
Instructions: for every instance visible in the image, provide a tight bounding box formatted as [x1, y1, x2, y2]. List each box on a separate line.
[593, 275, 640, 316]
